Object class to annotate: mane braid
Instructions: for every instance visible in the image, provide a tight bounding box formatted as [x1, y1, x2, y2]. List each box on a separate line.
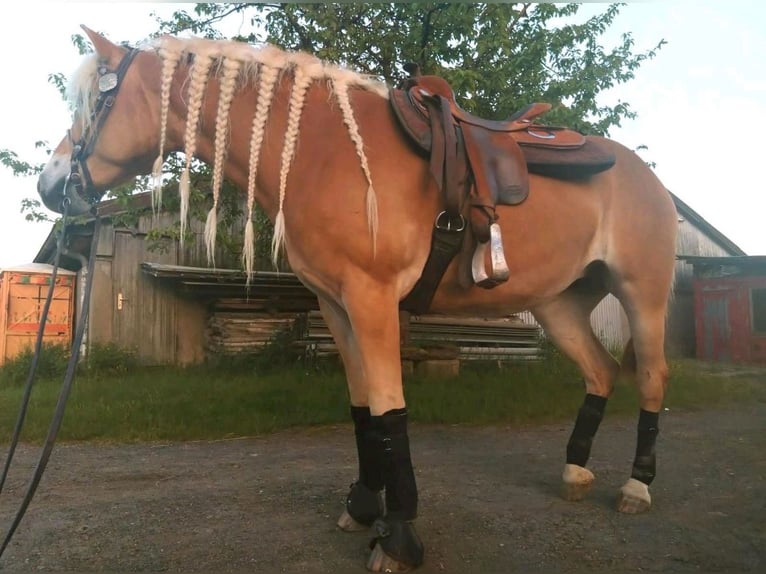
[243, 64, 279, 281]
[152, 39, 184, 212]
[272, 65, 312, 267]
[179, 45, 218, 243]
[205, 49, 243, 266]
[332, 78, 379, 253]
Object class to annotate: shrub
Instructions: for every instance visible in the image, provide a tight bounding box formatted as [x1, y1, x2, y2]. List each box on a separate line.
[81, 343, 139, 376]
[0, 342, 70, 386]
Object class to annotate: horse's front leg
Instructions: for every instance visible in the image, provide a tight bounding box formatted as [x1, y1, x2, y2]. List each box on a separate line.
[324, 285, 424, 571]
[318, 296, 385, 531]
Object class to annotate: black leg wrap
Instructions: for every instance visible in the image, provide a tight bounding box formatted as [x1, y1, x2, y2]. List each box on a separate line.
[351, 406, 384, 491]
[371, 408, 418, 521]
[631, 409, 659, 485]
[345, 406, 385, 526]
[370, 518, 425, 568]
[566, 394, 607, 467]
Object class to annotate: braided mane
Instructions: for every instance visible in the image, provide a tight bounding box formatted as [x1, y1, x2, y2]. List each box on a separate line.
[68, 36, 387, 275]
[152, 36, 388, 275]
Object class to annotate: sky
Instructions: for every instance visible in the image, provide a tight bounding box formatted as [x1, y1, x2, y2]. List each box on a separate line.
[0, 2, 764, 270]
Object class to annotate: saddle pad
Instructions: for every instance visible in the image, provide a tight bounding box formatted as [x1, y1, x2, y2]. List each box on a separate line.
[521, 138, 616, 180]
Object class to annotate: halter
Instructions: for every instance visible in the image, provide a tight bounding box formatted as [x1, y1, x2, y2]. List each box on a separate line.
[66, 46, 140, 206]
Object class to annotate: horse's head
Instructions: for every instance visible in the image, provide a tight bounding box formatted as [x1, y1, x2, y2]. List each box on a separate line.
[37, 26, 166, 215]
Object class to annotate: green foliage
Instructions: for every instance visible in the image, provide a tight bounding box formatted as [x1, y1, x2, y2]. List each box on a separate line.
[0, 342, 140, 387]
[157, 2, 665, 135]
[0, 342, 70, 386]
[81, 343, 139, 377]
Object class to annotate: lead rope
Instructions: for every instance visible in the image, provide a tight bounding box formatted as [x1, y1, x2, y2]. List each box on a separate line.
[0, 201, 100, 558]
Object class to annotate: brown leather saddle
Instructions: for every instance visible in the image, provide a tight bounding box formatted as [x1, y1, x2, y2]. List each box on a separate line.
[393, 66, 615, 314]
[390, 72, 616, 206]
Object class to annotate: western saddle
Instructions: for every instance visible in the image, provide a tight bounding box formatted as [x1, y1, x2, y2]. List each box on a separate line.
[392, 64, 616, 314]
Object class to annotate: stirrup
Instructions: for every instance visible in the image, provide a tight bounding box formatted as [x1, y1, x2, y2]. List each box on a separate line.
[471, 222, 509, 288]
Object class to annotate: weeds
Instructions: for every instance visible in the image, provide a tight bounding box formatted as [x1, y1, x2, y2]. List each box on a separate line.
[0, 342, 762, 444]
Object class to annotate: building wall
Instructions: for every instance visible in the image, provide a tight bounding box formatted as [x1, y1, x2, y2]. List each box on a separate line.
[86, 213, 212, 365]
[669, 218, 742, 357]
[693, 274, 766, 364]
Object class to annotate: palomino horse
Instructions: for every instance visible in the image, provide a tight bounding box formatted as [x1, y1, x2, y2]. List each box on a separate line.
[38, 28, 677, 571]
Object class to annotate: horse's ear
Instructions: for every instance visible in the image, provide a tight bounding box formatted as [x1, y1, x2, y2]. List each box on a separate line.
[80, 25, 124, 61]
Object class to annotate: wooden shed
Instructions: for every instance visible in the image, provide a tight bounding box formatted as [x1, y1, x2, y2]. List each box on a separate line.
[680, 256, 766, 365]
[668, 193, 747, 357]
[34, 195, 214, 366]
[0, 263, 76, 364]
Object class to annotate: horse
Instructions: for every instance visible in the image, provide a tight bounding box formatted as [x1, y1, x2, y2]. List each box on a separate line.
[37, 27, 678, 571]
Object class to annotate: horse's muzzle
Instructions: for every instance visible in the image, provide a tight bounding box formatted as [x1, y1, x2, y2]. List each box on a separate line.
[37, 157, 93, 215]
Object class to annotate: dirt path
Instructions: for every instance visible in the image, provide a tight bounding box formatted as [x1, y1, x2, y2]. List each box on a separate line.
[0, 402, 764, 572]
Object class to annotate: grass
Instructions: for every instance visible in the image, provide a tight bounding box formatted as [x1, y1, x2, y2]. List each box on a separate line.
[0, 347, 763, 444]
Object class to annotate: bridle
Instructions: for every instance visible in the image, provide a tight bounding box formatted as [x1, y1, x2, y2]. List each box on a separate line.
[65, 46, 140, 207]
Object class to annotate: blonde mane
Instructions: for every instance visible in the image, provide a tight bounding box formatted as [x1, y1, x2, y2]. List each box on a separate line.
[68, 36, 388, 277]
[151, 36, 388, 276]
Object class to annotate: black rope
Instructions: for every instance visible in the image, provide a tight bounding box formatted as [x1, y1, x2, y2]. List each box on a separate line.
[0, 201, 69, 497]
[0, 211, 101, 558]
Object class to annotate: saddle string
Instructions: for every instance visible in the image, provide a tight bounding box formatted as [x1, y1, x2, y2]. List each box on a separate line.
[0, 210, 101, 558]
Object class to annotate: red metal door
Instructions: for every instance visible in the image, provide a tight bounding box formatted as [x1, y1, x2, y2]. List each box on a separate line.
[699, 289, 734, 362]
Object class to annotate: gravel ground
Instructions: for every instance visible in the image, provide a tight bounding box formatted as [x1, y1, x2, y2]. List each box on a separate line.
[0, 402, 763, 572]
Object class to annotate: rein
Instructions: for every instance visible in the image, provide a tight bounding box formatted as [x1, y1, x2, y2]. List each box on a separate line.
[0, 51, 127, 557]
[67, 47, 139, 205]
[0, 201, 100, 558]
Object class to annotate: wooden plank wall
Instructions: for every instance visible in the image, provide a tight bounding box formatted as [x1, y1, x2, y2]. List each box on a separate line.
[88, 213, 209, 365]
[670, 218, 740, 356]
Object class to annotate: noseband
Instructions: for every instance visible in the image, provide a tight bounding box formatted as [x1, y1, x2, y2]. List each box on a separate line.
[66, 47, 140, 206]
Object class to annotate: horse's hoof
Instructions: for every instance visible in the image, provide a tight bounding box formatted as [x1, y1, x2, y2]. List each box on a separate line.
[561, 463, 595, 501]
[339, 482, 384, 531]
[367, 542, 414, 572]
[337, 509, 369, 532]
[617, 477, 652, 513]
[367, 518, 424, 571]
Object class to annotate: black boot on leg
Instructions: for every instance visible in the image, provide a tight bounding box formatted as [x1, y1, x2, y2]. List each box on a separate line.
[367, 408, 424, 570]
[617, 409, 659, 513]
[562, 393, 607, 501]
[338, 406, 384, 530]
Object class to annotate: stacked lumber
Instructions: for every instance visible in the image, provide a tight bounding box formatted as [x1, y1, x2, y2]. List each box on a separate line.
[409, 315, 541, 360]
[206, 311, 297, 355]
[298, 311, 542, 361]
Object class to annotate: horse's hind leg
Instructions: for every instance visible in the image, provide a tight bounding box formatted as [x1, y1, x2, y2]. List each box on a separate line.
[532, 281, 621, 502]
[614, 280, 671, 514]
